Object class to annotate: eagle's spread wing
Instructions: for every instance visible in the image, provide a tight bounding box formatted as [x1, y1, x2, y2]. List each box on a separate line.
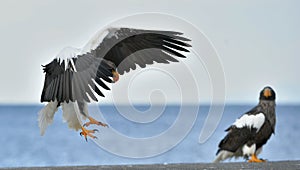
[40, 27, 191, 104]
[100, 28, 191, 74]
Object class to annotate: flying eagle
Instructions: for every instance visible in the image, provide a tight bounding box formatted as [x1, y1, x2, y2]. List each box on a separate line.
[38, 27, 191, 141]
[214, 86, 276, 163]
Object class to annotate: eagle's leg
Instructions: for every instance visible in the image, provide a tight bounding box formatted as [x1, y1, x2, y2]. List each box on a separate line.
[80, 126, 98, 141]
[112, 70, 119, 83]
[248, 154, 266, 163]
[83, 116, 108, 127]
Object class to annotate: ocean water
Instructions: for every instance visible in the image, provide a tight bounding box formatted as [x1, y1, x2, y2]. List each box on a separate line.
[0, 104, 299, 167]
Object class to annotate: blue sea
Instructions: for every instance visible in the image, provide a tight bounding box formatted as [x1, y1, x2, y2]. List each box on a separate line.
[0, 104, 299, 168]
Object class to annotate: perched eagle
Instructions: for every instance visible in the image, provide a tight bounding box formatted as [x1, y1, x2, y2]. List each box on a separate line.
[38, 27, 191, 141]
[214, 86, 276, 163]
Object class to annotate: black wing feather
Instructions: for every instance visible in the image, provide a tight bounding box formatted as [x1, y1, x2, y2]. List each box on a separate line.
[217, 104, 274, 155]
[101, 29, 191, 74]
[217, 126, 256, 154]
[41, 28, 191, 103]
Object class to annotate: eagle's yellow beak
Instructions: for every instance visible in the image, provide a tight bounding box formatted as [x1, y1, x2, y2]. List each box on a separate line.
[112, 70, 119, 83]
[263, 88, 272, 98]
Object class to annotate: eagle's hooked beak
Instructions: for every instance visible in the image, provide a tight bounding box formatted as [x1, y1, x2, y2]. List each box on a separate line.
[112, 70, 119, 83]
[263, 88, 272, 98]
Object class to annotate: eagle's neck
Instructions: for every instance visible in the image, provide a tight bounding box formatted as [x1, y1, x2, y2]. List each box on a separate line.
[259, 100, 276, 133]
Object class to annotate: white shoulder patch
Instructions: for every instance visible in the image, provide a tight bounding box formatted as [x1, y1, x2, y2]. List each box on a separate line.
[81, 26, 115, 54]
[56, 47, 80, 62]
[233, 113, 265, 132]
[56, 47, 81, 70]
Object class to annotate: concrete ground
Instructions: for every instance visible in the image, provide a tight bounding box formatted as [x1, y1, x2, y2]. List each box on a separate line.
[2, 161, 300, 170]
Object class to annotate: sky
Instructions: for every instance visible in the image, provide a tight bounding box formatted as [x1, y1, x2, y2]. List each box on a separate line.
[0, 0, 299, 104]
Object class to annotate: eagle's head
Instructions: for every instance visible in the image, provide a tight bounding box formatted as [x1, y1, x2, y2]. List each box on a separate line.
[259, 86, 276, 101]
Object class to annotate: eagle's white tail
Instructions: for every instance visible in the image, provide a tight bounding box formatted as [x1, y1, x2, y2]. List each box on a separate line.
[213, 150, 234, 163]
[61, 102, 82, 131]
[38, 102, 58, 135]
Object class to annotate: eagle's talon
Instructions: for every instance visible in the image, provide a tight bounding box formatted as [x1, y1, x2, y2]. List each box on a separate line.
[84, 116, 108, 128]
[248, 154, 266, 163]
[83, 123, 90, 127]
[99, 122, 108, 127]
[80, 126, 98, 141]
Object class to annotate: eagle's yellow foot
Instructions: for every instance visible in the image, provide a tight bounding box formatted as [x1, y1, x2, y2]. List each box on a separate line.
[112, 70, 119, 83]
[248, 154, 266, 163]
[80, 126, 98, 141]
[83, 116, 108, 127]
